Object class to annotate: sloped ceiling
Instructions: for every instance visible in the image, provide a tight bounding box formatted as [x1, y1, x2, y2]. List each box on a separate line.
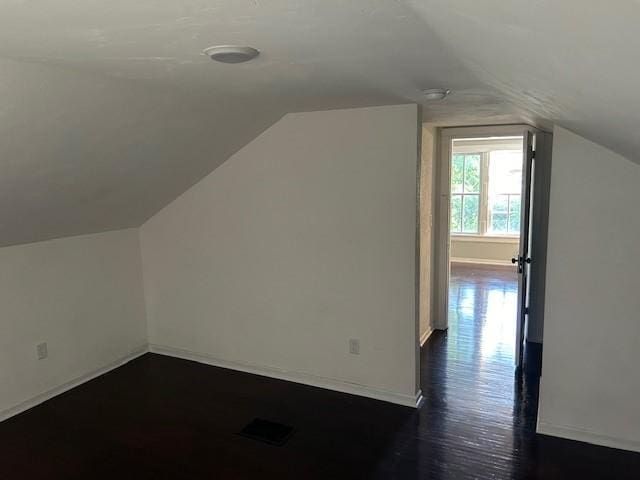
[0, 0, 637, 246]
[408, 0, 640, 162]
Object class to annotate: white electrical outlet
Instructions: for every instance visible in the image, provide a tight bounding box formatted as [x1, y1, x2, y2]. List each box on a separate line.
[37, 342, 48, 360]
[349, 339, 360, 355]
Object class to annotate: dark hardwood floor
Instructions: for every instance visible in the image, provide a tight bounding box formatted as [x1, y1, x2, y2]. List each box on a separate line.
[0, 264, 638, 478]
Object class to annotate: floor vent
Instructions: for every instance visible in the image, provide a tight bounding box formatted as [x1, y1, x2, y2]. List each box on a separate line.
[239, 418, 294, 446]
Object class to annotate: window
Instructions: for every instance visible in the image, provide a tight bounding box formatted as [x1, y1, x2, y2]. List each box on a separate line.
[487, 150, 522, 235]
[449, 139, 522, 237]
[450, 154, 481, 234]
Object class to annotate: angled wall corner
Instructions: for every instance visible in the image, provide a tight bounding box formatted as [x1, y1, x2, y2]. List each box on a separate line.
[0, 228, 148, 420]
[139, 104, 421, 406]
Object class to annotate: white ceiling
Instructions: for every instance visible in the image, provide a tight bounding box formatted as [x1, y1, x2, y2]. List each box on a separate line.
[0, 0, 637, 246]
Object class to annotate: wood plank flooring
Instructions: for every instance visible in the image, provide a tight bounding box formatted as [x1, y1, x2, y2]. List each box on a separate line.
[0, 264, 638, 478]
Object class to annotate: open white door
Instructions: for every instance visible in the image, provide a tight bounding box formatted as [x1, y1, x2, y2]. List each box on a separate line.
[514, 131, 535, 368]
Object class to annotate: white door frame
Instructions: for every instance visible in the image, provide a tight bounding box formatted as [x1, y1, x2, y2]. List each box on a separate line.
[433, 124, 541, 332]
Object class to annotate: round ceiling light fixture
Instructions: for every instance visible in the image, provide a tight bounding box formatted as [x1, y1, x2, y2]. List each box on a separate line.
[203, 45, 260, 64]
[422, 88, 451, 101]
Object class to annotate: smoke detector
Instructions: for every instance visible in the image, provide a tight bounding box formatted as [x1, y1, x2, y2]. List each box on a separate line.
[203, 45, 260, 64]
[423, 88, 451, 101]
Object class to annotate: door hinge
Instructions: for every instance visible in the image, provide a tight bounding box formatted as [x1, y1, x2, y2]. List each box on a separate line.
[524, 307, 529, 315]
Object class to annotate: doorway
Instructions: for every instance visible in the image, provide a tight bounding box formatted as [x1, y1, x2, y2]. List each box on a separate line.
[417, 123, 552, 457]
[433, 125, 543, 370]
[448, 135, 523, 367]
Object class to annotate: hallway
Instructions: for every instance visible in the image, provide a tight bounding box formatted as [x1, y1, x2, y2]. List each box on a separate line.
[418, 263, 536, 477]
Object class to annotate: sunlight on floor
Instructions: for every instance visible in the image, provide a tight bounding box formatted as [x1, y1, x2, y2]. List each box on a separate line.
[480, 289, 517, 359]
[448, 265, 518, 364]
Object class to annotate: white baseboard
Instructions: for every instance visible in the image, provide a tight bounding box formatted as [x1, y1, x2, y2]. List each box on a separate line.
[420, 328, 433, 346]
[451, 257, 513, 267]
[537, 421, 640, 453]
[149, 344, 421, 408]
[0, 345, 148, 423]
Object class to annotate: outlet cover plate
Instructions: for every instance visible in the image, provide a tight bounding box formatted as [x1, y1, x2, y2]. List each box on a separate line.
[37, 342, 48, 360]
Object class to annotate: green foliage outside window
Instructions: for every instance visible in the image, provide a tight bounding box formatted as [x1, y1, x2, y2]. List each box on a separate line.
[450, 154, 480, 234]
[451, 149, 522, 236]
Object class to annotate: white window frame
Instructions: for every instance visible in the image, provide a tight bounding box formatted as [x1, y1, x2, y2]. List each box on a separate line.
[450, 138, 522, 240]
[449, 152, 483, 235]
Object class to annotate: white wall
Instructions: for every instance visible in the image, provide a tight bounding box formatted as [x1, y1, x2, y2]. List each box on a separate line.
[0, 229, 148, 419]
[141, 105, 420, 406]
[419, 125, 435, 345]
[450, 237, 519, 265]
[538, 126, 640, 452]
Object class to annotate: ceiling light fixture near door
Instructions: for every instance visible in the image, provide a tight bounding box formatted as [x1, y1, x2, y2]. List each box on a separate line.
[423, 88, 451, 101]
[203, 45, 260, 64]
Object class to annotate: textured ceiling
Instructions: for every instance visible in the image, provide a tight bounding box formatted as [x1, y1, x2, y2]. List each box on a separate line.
[408, 0, 640, 161]
[0, 0, 637, 246]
